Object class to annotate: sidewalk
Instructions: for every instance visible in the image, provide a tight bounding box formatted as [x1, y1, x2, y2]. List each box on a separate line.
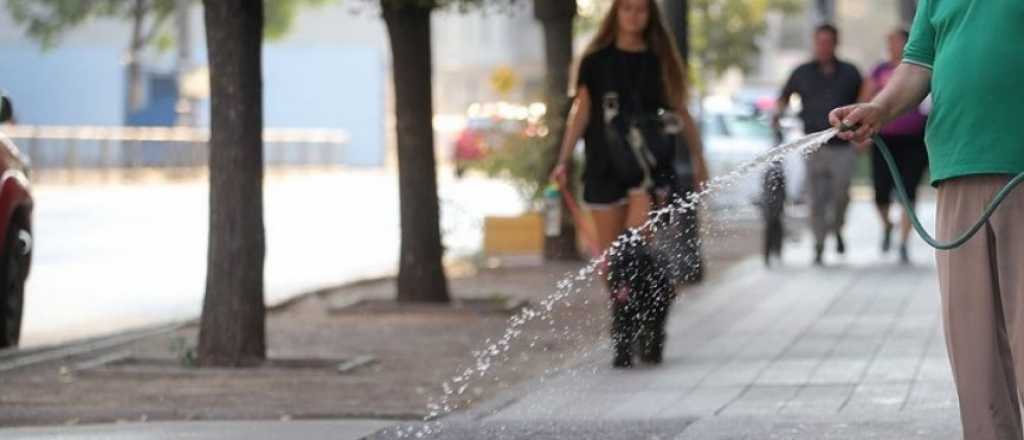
[0, 420, 392, 440]
[378, 199, 961, 439]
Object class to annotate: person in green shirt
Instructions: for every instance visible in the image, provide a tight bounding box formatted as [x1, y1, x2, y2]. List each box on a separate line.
[831, 1, 1024, 438]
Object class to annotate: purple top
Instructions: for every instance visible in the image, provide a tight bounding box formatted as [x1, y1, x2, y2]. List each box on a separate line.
[873, 62, 927, 136]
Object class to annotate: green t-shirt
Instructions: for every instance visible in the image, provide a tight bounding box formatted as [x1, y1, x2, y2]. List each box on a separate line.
[903, 0, 1024, 184]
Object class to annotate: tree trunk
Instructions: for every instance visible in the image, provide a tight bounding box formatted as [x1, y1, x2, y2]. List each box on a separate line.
[197, 0, 267, 367]
[127, 0, 146, 112]
[814, 0, 835, 24]
[382, 3, 450, 303]
[662, 0, 689, 63]
[899, 0, 917, 24]
[534, 0, 579, 261]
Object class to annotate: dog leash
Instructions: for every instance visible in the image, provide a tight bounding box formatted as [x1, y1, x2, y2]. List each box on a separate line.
[554, 178, 601, 256]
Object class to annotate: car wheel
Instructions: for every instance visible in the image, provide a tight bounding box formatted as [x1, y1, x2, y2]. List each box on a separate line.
[0, 225, 29, 349]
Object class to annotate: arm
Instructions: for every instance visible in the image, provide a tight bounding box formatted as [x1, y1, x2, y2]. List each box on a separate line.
[677, 108, 708, 188]
[549, 87, 591, 184]
[858, 74, 877, 103]
[773, 69, 799, 129]
[831, 63, 932, 142]
[851, 70, 877, 151]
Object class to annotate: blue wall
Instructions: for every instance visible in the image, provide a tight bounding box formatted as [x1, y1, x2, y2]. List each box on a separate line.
[262, 45, 384, 166]
[0, 46, 125, 125]
[0, 45, 385, 167]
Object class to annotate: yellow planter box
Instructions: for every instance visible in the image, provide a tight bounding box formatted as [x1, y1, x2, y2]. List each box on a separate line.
[483, 213, 543, 256]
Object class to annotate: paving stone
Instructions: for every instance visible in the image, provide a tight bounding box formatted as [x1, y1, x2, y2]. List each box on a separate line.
[478, 203, 960, 438]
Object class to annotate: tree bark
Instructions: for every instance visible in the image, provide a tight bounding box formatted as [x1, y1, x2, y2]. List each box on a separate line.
[197, 0, 267, 367]
[382, 2, 450, 303]
[662, 0, 689, 63]
[899, 0, 917, 25]
[534, 0, 579, 261]
[127, 0, 146, 112]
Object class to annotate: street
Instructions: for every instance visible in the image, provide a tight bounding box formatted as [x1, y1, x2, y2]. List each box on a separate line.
[21, 170, 523, 346]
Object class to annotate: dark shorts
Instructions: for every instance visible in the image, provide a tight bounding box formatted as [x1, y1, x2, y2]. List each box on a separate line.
[582, 178, 640, 207]
[872, 134, 929, 206]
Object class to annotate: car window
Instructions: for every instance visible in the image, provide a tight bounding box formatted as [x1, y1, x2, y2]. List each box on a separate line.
[700, 114, 727, 137]
[723, 115, 772, 139]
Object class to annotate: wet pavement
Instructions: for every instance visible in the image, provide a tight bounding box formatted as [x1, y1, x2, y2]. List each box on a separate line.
[376, 198, 961, 439]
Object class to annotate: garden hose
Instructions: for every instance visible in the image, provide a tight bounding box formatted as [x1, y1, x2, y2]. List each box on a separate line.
[856, 127, 1024, 250]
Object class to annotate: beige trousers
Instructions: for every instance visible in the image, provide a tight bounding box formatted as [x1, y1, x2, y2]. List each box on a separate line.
[806, 145, 857, 246]
[937, 175, 1024, 440]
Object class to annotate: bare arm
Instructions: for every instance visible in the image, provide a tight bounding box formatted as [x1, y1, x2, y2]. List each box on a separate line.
[677, 108, 708, 187]
[550, 87, 591, 182]
[773, 95, 790, 129]
[832, 63, 932, 142]
[858, 76, 877, 103]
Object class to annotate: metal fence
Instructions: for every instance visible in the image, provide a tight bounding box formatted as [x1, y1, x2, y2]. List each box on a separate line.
[2, 125, 350, 181]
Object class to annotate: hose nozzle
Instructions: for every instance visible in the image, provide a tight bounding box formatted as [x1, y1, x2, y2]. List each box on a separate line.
[838, 122, 861, 133]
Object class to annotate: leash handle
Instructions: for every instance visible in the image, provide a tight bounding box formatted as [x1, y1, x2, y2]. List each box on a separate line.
[554, 179, 601, 256]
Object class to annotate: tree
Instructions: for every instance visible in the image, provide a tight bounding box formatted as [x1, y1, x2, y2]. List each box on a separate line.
[378, 0, 529, 301]
[690, 0, 801, 84]
[196, 0, 266, 367]
[533, 0, 579, 260]
[380, 0, 450, 303]
[661, 0, 689, 62]
[898, 0, 917, 24]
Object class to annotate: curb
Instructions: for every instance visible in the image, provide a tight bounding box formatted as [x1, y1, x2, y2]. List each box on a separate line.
[0, 322, 185, 374]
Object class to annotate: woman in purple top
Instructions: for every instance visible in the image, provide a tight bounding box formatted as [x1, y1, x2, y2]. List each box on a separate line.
[859, 29, 928, 264]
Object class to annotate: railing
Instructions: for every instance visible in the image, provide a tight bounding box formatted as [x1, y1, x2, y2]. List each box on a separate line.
[2, 125, 350, 182]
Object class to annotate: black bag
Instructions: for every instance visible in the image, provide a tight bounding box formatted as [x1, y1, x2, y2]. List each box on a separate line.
[601, 95, 648, 188]
[601, 96, 680, 190]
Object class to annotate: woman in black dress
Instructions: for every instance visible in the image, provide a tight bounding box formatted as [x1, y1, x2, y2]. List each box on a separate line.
[549, 0, 708, 367]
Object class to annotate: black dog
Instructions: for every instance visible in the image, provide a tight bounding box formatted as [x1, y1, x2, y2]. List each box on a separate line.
[761, 160, 786, 267]
[606, 240, 675, 368]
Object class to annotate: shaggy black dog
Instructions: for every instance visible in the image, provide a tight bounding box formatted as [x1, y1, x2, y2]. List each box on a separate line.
[761, 160, 786, 267]
[606, 240, 675, 368]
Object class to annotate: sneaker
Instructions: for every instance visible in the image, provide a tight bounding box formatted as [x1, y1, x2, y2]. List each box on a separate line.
[882, 223, 893, 253]
[813, 243, 825, 266]
[900, 243, 910, 265]
[835, 233, 846, 255]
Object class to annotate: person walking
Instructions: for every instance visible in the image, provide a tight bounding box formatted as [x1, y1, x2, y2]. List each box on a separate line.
[859, 29, 929, 264]
[831, 1, 1024, 438]
[549, 0, 708, 368]
[775, 24, 863, 266]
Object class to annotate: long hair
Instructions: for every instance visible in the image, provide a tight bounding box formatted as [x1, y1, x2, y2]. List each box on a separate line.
[583, 0, 688, 110]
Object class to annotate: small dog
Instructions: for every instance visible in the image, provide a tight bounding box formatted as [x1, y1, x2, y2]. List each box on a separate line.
[606, 240, 675, 368]
[761, 161, 786, 267]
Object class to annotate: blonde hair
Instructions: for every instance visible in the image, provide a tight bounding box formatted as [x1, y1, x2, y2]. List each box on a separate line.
[583, 0, 688, 110]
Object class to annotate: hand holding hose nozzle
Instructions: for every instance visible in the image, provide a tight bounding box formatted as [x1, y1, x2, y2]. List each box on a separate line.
[834, 117, 1024, 250]
[829, 103, 885, 143]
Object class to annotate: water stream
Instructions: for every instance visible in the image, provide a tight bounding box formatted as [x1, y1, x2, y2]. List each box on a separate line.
[391, 128, 839, 438]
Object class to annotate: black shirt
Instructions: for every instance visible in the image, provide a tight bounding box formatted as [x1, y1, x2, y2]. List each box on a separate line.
[780, 59, 862, 136]
[577, 45, 666, 181]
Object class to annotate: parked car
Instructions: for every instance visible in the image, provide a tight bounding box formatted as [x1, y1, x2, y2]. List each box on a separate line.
[0, 97, 33, 349]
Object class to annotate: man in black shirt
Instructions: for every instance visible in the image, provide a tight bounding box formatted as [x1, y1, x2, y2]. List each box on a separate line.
[775, 24, 862, 265]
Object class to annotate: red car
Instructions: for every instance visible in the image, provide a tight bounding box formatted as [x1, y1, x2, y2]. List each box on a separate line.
[0, 98, 33, 349]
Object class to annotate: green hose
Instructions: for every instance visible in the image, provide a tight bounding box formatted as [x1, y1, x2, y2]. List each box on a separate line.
[870, 133, 1024, 250]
